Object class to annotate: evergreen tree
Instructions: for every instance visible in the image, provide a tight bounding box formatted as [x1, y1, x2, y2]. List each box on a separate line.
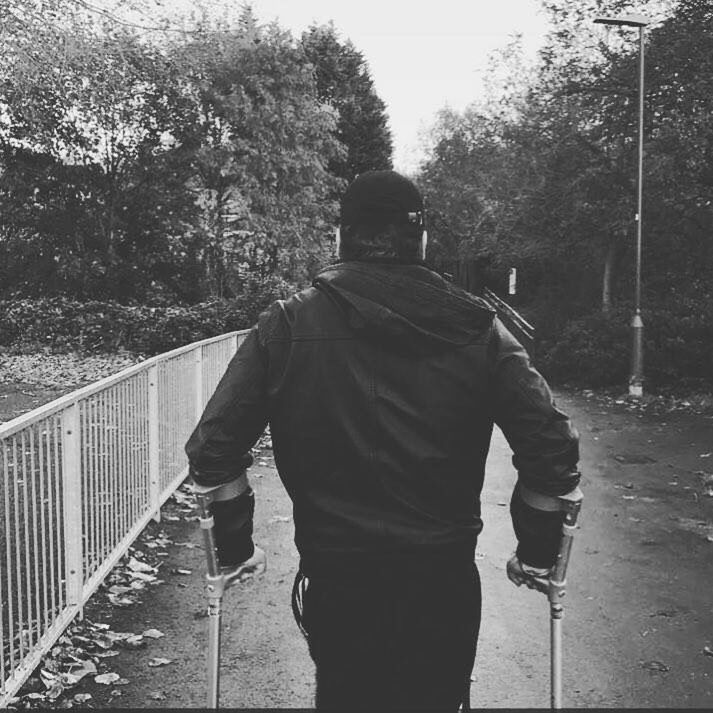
[302, 23, 393, 182]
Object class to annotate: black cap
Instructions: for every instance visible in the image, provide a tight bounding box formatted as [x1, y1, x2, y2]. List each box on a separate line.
[340, 170, 424, 228]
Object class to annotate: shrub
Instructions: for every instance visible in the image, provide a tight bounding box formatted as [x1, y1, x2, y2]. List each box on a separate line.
[537, 300, 713, 388]
[0, 275, 295, 356]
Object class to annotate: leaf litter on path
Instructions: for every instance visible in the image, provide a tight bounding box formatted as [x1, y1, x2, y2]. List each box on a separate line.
[147, 657, 173, 667]
[640, 660, 670, 673]
[95, 672, 121, 685]
[142, 628, 164, 639]
[12, 502, 181, 708]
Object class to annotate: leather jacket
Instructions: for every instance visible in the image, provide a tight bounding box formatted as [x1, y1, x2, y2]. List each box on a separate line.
[186, 261, 580, 572]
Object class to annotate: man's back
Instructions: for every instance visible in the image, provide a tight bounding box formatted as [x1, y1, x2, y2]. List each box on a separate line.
[260, 260, 498, 570]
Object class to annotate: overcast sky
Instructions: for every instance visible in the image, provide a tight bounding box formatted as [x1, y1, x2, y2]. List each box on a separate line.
[114, 0, 552, 173]
[245, 1, 551, 173]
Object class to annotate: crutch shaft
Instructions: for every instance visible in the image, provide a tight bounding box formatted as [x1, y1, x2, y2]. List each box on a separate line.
[548, 487, 583, 709]
[207, 600, 222, 708]
[550, 609, 563, 709]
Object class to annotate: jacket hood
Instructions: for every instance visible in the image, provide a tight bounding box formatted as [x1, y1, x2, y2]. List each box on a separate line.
[313, 261, 495, 352]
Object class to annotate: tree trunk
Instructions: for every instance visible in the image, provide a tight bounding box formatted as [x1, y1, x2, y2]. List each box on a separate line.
[602, 237, 616, 314]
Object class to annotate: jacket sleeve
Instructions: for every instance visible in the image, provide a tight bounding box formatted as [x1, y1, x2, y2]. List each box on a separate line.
[185, 325, 268, 565]
[488, 318, 581, 568]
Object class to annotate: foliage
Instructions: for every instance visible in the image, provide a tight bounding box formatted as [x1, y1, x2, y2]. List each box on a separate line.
[538, 297, 713, 388]
[0, 275, 293, 355]
[170, 11, 345, 296]
[0, 2, 390, 304]
[419, 0, 713, 387]
[302, 23, 393, 182]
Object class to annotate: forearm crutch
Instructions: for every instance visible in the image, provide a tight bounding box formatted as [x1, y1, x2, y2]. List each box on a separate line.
[547, 487, 584, 709]
[196, 491, 244, 709]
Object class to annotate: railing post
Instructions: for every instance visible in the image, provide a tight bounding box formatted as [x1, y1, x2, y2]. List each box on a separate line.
[195, 345, 204, 420]
[148, 365, 160, 523]
[61, 403, 83, 615]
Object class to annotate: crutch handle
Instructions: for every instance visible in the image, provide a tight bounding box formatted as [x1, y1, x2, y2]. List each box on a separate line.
[196, 492, 221, 578]
[548, 487, 583, 606]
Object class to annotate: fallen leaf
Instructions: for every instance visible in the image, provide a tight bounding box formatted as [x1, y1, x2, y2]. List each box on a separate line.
[40, 669, 58, 688]
[701, 453, 712, 458]
[703, 646, 713, 657]
[127, 557, 155, 574]
[142, 629, 164, 639]
[73, 693, 92, 703]
[65, 659, 97, 681]
[108, 593, 135, 607]
[120, 634, 145, 649]
[46, 681, 65, 700]
[640, 660, 670, 673]
[173, 568, 192, 575]
[108, 585, 132, 595]
[149, 691, 167, 701]
[148, 657, 173, 667]
[95, 672, 121, 685]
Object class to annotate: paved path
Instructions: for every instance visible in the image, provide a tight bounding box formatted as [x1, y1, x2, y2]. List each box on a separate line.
[81, 390, 713, 709]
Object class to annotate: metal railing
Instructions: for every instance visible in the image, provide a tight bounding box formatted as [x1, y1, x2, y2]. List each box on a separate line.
[482, 287, 536, 346]
[0, 330, 247, 705]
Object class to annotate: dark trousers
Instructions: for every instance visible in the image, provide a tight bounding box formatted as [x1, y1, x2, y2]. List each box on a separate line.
[295, 562, 481, 712]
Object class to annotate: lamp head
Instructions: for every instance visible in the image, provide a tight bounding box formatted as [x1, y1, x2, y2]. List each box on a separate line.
[594, 14, 649, 27]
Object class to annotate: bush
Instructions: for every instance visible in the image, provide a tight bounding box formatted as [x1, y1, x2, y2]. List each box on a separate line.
[537, 300, 713, 388]
[0, 274, 295, 356]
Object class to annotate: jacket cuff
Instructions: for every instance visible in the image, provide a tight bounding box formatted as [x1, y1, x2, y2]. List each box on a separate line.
[510, 484, 564, 569]
[212, 488, 256, 566]
[188, 455, 254, 488]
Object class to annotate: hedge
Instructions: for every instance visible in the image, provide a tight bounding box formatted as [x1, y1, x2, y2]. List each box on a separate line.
[3, 284, 711, 390]
[537, 301, 713, 388]
[0, 275, 294, 356]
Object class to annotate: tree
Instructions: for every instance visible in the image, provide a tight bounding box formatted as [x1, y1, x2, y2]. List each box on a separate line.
[1, 0, 198, 300]
[302, 23, 393, 182]
[171, 9, 344, 297]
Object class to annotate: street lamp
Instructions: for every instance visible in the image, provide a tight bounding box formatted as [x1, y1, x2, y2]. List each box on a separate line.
[594, 13, 649, 398]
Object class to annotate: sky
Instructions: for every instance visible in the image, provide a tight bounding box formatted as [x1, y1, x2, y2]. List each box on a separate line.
[112, 0, 552, 174]
[243, 1, 552, 173]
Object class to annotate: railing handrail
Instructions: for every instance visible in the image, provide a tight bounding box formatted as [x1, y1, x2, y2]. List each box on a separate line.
[482, 287, 535, 341]
[1, 329, 246, 705]
[0, 330, 247, 440]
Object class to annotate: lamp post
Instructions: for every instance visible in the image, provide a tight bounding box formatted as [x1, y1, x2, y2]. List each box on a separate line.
[594, 14, 649, 398]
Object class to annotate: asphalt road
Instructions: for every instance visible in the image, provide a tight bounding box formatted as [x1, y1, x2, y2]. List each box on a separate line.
[79, 390, 713, 709]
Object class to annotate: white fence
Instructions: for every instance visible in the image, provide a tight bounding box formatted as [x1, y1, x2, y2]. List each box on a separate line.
[0, 330, 247, 704]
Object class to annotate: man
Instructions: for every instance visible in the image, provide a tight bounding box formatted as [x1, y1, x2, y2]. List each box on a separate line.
[186, 170, 580, 711]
